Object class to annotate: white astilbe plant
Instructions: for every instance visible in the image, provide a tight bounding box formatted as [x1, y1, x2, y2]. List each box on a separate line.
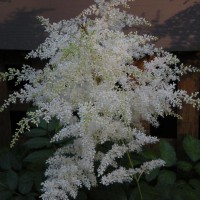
[1, 0, 200, 199]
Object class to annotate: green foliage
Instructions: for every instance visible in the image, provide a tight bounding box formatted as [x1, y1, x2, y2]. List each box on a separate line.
[140, 136, 200, 200]
[183, 135, 200, 162]
[157, 170, 176, 185]
[24, 137, 51, 149]
[177, 161, 193, 172]
[194, 162, 200, 175]
[0, 117, 57, 200]
[24, 149, 54, 163]
[89, 184, 127, 200]
[145, 168, 159, 182]
[0, 117, 200, 200]
[159, 139, 176, 167]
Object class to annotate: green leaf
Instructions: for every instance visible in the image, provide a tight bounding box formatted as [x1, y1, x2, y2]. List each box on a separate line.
[142, 150, 157, 160]
[129, 188, 140, 200]
[19, 171, 34, 182]
[6, 170, 18, 191]
[18, 181, 33, 195]
[189, 179, 200, 199]
[159, 140, 176, 167]
[0, 190, 13, 200]
[145, 168, 159, 182]
[47, 117, 60, 132]
[18, 171, 34, 194]
[172, 188, 185, 200]
[0, 172, 8, 189]
[180, 184, 199, 200]
[33, 171, 44, 192]
[177, 161, 193, 172]
[129, 182, 160, 200]
[24, 192, 38, 200]
[183, 135, 200, 162]
[0, 149, 11, 170]
[26, 162, 45, 171]
[155, 183, 174, 199]
[10, 151, 22, 171]
[38, 119, 48, 130]
[194, 162, 200, 176]
[36, 117, 60, 132]
[157, 170, 176, 185]
[25, 128, 47, 137]
[24, 149, 54, 163]
[89, 184, 127, 200]
[189, 179, 200, 191]
[24, 137, 50, 149]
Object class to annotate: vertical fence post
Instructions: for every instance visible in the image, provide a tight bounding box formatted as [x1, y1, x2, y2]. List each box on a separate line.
[177, 73, 199, 139]
[177, 71, 200, 158]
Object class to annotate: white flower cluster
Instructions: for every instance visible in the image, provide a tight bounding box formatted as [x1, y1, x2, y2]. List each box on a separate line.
[0, 0, 200, 199]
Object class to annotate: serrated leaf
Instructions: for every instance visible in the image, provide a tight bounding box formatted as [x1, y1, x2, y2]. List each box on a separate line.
[0, 173, 8, 189]
[155, 182, 174, 199]
[25, 128, 47, 137]
[194, 162, 200, 176]
[188, 179, 200, 198]
[142, 150, 157, 160]
[129, 188, 140, 200]
[18, 171, 34, 194]
[26, 162, 45, 171]
[18, 181, 33, 195]
[145, 168, 159, 182]
[36, 117, 60, 133]
[189, 179, 200, 191]
[180, 184, 199, 200]
[129, 182, 160, 200]
[38, 119, 48, 129]
[34, 171, 44, 192]
[0, 149, 11, 170]
[157, 170, 176, 185]
[47, 117, 60, 132]
[159, 140, 176, 167]
[24, 149, 54, 163]
[24, 137, 50, 149]
[177, 161, 193, 172]
[6, 170, 18, 190]
[172, 188, 185, 200]
[10, 153, 22, 171]
[183, 135, 200, 162]
[19, 171, 34, 182]
[141, 183, 160, 200]
[26, 192, 38, 197]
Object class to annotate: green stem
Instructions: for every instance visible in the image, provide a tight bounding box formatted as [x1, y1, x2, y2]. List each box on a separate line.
[126, 151, 143, 200]
[121, 140, 143, 200]
[134, 176, 143, 200]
